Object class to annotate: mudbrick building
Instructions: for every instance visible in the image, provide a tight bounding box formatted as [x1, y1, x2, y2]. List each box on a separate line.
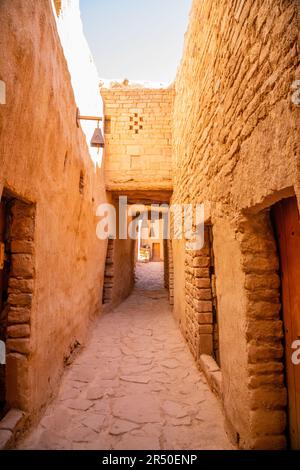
[0, 0, 299, 451]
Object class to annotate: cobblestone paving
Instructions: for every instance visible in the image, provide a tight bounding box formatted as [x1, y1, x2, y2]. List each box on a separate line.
[18, 263, 232, 450]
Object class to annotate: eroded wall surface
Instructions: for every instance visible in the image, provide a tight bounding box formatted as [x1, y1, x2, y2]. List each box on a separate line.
[101, 86, 174, 191]
[172, 0, 300, 449]
[0, 0, 107, 420]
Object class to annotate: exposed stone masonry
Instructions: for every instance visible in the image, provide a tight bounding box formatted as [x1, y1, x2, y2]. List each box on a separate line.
[209, 228, 220, 365]
[6, 199, 35, 411]
[102, 240, 114, 305]
[184, 227, 213, 361]
[101, 87, 174, 192]
[237, 212, 287, 449]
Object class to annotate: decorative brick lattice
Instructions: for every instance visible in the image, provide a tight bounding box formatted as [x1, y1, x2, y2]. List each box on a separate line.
[129, 114, 144, 135]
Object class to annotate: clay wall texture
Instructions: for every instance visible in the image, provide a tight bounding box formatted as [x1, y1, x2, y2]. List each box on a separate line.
[106, 196, 136, 308]
[101, 87, 174, 191]
[172, 0, 300, 449]
[0, 0, 106, 418]
[1, 0, 299, 451]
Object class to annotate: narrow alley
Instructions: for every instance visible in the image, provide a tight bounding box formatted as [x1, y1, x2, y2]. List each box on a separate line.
[19, 264, 232, 450]
[1, 0, 299, 455]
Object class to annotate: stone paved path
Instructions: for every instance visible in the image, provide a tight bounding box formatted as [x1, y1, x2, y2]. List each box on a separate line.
[18, 264, 232, 450]
[135, 262, 164, 290]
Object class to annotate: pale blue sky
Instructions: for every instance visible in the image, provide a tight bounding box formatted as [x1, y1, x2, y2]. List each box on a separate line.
[80, 0, 192, 83]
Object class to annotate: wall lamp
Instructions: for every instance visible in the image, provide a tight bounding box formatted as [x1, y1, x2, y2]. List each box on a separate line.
[76, 108, 105, 148]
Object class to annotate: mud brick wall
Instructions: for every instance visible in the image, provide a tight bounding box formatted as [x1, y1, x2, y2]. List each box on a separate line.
[0, 0, 107, 416]
[172, 0, 300, 449]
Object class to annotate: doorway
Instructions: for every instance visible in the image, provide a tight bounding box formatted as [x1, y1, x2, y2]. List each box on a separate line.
[152, 243, 161, 262]
[272, 196, 300, 449]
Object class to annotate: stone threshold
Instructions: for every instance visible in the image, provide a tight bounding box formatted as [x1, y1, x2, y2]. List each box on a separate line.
[199, 354, 223, 400]
[0, 409, 25, 450]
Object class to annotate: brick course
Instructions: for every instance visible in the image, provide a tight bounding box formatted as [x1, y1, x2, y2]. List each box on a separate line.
[101, 87, 174, 191]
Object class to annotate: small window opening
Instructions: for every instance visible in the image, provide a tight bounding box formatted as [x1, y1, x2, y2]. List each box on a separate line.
[79, 171, 84, 195]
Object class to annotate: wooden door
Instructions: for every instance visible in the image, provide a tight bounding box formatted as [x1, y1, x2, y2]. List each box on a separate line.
[152, 243, 161, 262]
[272, 196, 300, 449]
[0, 200, 6, 411]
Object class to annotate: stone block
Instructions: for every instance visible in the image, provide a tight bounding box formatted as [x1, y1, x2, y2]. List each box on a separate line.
[194, 268, 210, 278]
[8, 293, 32, 307]
[194, 288, 212, 300]
[6, 353, 30, 410]
[193, 299, 212, 312]
[248, 343, 283, 363]
[199, 354, 220, 373]
[198, 334, 213, 356]
[11, 216, 35, 241]
[10, 254, 34, 278]
[245, 274, 280, 290]
[249, 410, 286, 435]
[194, 278, 211, 288]
[247, 301, 281, 320]
[192, 257, 210, 268]
[249, 387, 287, 410]
[246, 320, 283, 341]
[11, 201, 35, 219]
[8, 278, 34, 293]
[11, 240, 34, 255]
[248, 372, 284, 389]
[197, 312, 213, 324]
[7, 324, 31, 339]
[8, 308, 31, 325]
[6, 339, 31, 355]
[247, 289, 280, 302]
[242, 254, 279, 274]
[199, 324, 213, 334]
[127, 145, 142, 155]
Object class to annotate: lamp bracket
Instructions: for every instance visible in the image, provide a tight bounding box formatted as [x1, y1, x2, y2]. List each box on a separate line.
[76, 108, 103, 127]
